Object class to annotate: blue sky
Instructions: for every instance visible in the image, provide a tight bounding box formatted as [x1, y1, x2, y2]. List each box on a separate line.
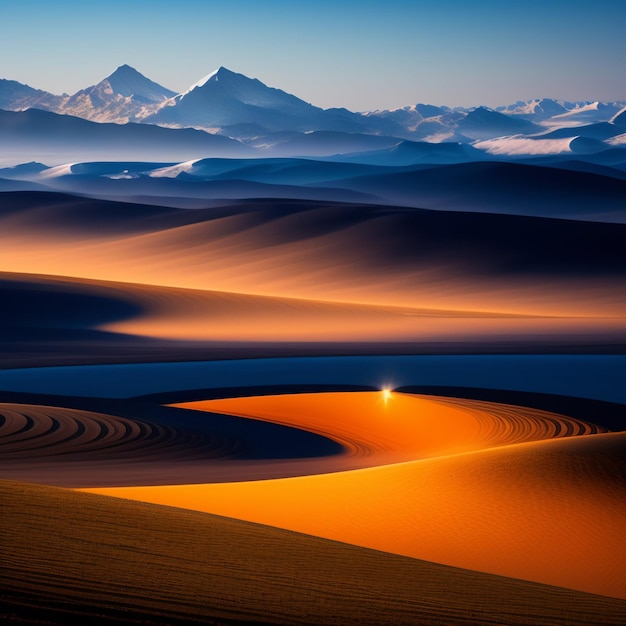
[2, 0, 625, 110]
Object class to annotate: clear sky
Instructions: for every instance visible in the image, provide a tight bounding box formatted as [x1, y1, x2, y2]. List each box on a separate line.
[1, 0, 624, 111]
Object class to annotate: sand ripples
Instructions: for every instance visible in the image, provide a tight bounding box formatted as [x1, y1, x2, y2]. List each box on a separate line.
[179, 392, 605, 466]
[0, 402, 228, 462]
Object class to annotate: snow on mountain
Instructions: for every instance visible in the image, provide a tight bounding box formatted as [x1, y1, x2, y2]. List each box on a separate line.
[456, 107, 543, 140]
[1, 64, 625, 156]
[149, 159, 201, 178]
[541, 102, 625, 128]
[361, 104, 464, 140]
[146, 66, 338, 133]
[473, 136, 574, 156]
[60, 65, 176, 123]
[178, 69, 221, 99]
[611, 107, 626, 127]
[607, 133, 626, 146]
[497, 98, 569, 121]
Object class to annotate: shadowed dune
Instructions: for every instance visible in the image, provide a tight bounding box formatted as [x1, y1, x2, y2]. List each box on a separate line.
[332, 161, 626, 221]
[90, 430, 626, 600]
[14, 159, 626, 223]
[2, 192, 625, 324]
[5, 271, 607, 346]
[3, 480, 626, 625]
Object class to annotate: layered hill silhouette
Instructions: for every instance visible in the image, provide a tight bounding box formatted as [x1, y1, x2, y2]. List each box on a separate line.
[1, 61, 625, 626]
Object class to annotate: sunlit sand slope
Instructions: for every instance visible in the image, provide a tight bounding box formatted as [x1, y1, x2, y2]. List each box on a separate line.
[89, 431, 626, 599]
[175, 392, 604, 463]
[2, 392, 597, 486]
[2, 271, 623, 348]
[3, 481, 626, 625]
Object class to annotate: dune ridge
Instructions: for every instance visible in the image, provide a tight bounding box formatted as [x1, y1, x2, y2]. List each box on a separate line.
[176, 392, 604, 463]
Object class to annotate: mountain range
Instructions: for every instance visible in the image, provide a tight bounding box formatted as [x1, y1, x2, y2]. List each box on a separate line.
[1, 65, 626, 166]
[2, 65, 625, 141]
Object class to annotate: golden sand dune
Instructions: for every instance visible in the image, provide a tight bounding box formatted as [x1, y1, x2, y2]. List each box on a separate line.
[176, 392, 603, 464]
[1, 198, 625, 321]
[2, 270, 622, 347]
[88, 393, 626, 599]
[4, 480, 626, 625]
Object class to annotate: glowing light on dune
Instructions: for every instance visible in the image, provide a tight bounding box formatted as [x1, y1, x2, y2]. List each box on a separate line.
[381, 387, 393, 405]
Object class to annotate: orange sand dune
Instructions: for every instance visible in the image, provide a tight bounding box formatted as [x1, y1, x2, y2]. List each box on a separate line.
[88, 432, 626, 599]
[1, 200, 625, 320]
[6, 480, 626, 625]
[175, 392, 603, 464]
[2, 270, 623, 345]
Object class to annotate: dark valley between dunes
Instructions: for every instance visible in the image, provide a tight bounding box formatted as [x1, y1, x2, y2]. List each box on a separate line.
[1, 59, 625, 626]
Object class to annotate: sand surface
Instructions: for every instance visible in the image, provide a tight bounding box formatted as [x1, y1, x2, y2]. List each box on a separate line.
[4, 480, 626, 625]
[87, 393, 626, 600]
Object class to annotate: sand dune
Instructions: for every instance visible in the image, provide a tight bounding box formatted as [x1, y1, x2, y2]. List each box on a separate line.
[4, 480, 626, 625]
[2, 193, 626, 322]
[4, 391, 599, 487]
[88, 426, 626, 599]
[5, 270, 619, 350]
[2, 137, 624, 626]
[0, 399, 356, 487]
[176, 392, 604, 463]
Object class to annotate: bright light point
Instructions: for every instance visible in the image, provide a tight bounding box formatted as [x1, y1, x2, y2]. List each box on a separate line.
[382, 388, 393, 404]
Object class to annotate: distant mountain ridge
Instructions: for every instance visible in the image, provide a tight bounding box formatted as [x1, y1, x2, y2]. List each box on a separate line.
[1, 65, 625, 160]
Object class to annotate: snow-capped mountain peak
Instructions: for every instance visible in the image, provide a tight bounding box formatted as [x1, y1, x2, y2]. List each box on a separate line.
[178, 68, 221, 100]
[88, 65, 176, 102]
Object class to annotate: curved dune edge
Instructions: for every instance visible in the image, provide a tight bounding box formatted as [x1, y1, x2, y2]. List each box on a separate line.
[4, 481, 626, 626]
[174, 392, 604, 464]
[85, 432, 626, 600]
[0, 400, 354, 487]
[3, 270, 617, 346]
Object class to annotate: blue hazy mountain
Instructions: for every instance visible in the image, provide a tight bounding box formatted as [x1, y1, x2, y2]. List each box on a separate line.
[1, 65, 625, 159]
[0, 108, 251, 163]
[143, 66, 370, 135]
[0, 78, 64, 111]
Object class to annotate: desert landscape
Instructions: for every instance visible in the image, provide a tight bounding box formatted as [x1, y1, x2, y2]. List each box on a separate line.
[2, 3, 626, 624]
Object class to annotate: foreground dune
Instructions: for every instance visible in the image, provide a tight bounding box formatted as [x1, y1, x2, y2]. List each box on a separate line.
[88, 431, 626, 600]
[4, 480, 626, 625]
